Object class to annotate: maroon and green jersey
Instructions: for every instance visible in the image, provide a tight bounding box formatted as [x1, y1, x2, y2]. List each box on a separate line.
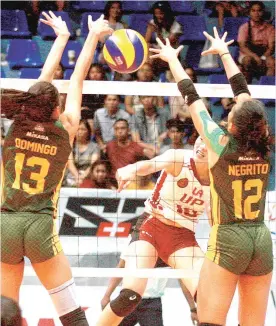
[1, 119, 71, 217]
[209, 137, 270, 225]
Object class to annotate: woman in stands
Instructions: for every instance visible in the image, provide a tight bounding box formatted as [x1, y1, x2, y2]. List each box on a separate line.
[150, 28, 273, 326]
[1, 12, 113, 325]
[96, 136, 210, 325]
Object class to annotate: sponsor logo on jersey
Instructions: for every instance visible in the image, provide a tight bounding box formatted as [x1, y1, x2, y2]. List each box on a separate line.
[177, 178, 189, 188]
[34, 124, 45, 132]
[26, 131, 49, 140]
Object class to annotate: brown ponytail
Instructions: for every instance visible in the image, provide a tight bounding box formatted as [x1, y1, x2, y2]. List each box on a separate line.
[1, 81, 59, 122]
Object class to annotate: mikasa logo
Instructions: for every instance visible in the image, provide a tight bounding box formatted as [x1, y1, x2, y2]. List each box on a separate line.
[26, 132, 49, 140]
[114, 56, 123, 65]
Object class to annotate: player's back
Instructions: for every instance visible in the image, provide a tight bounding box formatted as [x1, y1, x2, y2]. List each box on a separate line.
[1, 119, 71, 216]
[210, 137, 270, 225]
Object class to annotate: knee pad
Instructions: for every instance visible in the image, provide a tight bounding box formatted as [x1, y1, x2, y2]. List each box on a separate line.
[59, 307, 88, 326]
[48, 278, 79, 316]
[110, 289, 142, 317]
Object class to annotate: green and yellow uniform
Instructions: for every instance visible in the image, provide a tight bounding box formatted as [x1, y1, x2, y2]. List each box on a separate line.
[206, 136, 273, 275]
[1, 119, 71, 264]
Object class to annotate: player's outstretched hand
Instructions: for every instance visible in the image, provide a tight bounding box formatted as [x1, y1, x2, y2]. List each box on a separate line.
[202, 26, 234, 56]
[149, 38, 183, 63]
[116, 166, 137, 193]
[88, 14, 113, 38]
[40, 11, 70, 37]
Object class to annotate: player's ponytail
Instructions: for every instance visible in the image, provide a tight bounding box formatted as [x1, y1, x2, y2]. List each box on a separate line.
[1, 81, 59, 122]
[232, 99, 271, 158]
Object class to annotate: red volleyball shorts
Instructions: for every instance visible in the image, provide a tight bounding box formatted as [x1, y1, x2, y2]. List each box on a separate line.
[138, 214, 199, 263]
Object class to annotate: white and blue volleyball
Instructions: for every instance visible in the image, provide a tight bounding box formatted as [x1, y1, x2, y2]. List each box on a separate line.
[103, 29, 148, 74]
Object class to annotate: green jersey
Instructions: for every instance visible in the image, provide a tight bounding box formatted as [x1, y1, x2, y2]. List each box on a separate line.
[209, 137, 270, 225]
[1, 119, 71, 217]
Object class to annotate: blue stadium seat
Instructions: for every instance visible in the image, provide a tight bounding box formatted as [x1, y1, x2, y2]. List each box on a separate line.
[129, 14, 152, 36]
[80, 12, 103, 37]
[60, 41, 82, 69]
[64, 69, 74, 80]
[169, 1, 195, 14]
[208, 74, 228, 84]
[259, 76, 275, 85]
[1, 10, 31, 38]
[177, 16, 207, 42]
[208, 74, 229, 105]
[223, 17, 249, 42]
[1, 68, 6, 78]
[71, 1, 106, 12]
[37, 11, 74, 40]
[6, 39, 43, 69]
[259, 76, 275, 105]
[19, 68, 42, 79]
[123, 1, 150, 12]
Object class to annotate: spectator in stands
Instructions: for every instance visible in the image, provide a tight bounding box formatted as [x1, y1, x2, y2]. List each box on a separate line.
[205, 1, 248, 29]
[220, 97, 236, 121]
[64, 119, 99, 187]
[125, 62, 164, 115]
[53, 63, 64, 80]
[238, 1, 275, 83]
[145, 1, 182, 75]
[94, 95, 132, 153]
[1, 295, 22, 326]
[160, 118, 193, 154]
[81, 63, 106, 130]
[126, 172, 156, 191]
[106, 119, 155, 179]
[80, 160, 115, 189]
[131, 95, 171, 155]
[98, 1, 128, 64]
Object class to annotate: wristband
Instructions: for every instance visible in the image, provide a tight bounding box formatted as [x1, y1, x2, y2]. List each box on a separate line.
[220, 52, 230, 58]
[228, 72, 251, 97]
[177, 79, 201, 106]
[190, 308, 197, 313]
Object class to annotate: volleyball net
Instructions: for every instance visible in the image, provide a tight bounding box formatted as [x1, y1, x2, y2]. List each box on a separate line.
[1, 79, 275, 277]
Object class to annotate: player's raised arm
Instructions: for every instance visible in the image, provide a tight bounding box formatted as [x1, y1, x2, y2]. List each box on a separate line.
[202, 27, 251, 103]
[60, 15, 113, 143]
[149, 38, 226, 156]
[38, 11, 70, 82]
[116, 149, 184, 192]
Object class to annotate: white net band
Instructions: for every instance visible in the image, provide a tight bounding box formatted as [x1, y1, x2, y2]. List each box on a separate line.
[1, 79, 274, 99]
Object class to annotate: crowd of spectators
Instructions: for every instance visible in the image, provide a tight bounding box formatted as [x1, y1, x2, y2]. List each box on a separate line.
[1, 1, 275, 190]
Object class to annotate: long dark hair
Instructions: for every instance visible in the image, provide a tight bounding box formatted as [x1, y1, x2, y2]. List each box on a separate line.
[232, 99, 271, 158]
[1, 81, 59, 122]
[151, 1, 174, 32]
[103, 1, 123, 22]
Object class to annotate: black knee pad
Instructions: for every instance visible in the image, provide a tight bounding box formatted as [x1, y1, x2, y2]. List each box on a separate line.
[199, 323, 223, 326]
[59, 307, 89, 326]
[110, 289, 142, 317]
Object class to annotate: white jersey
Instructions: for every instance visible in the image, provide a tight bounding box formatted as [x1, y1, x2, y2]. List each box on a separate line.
[145, 155, 209, 231]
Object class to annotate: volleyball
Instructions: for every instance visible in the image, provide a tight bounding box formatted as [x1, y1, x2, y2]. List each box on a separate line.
[103, 29, 148, 74]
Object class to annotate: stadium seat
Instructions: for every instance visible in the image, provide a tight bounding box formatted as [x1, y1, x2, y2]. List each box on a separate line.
[223, 17, 249, 42]
[19, 68, 42, 79]
[259, 76, 275, 105]
[1, 10, 31, 38]
[71, 1, 106, 12]
[37, 11, 74, 40]
[177, 16, 207, 42]
[80, 12, 103, 37]
[60, 41, 82, 69]
[64, 69, 74, 80]
[169, 1, 195, 14]
[259, 76, 275, 85]
[129, 14, 152, 36]
[208, 74, 229, 105]
[6, 39, 43, 69]
[122, 1, 150, 12]
[1, 68, 6, 78]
